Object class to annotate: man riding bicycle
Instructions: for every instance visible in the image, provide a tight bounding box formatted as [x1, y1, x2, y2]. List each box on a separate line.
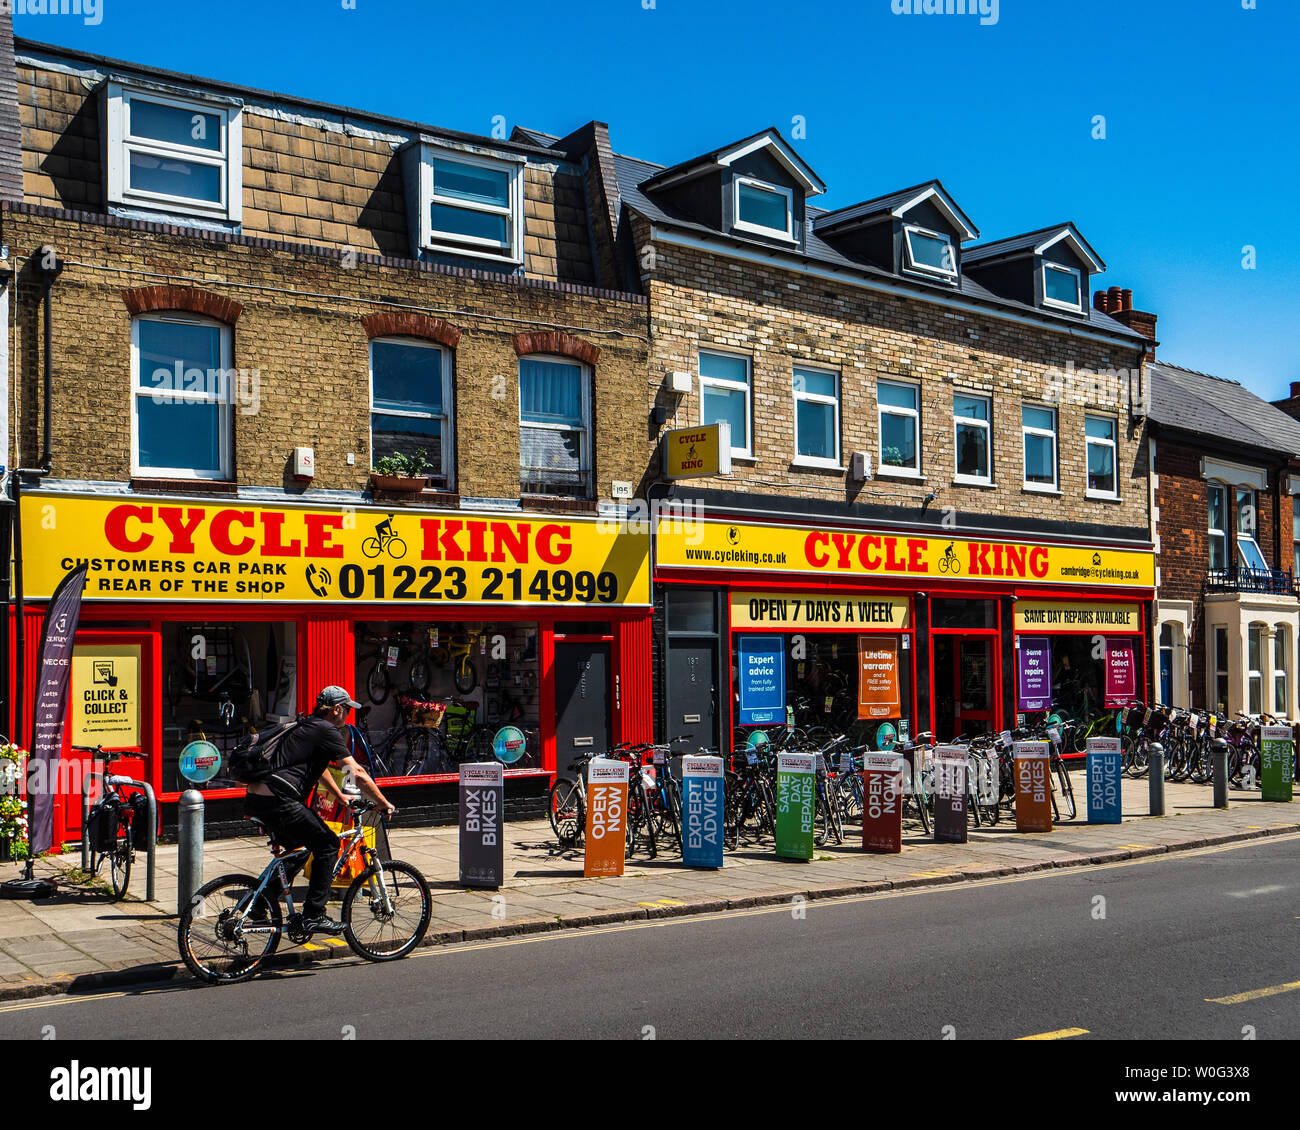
[244, 686, 395, 936]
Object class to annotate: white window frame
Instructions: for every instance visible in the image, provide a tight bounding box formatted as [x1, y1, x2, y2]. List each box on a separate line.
[1213, 625, 1230, 714]
[878, 380, 921, 477]
[418, 143, 525, 265]
[1236, 487, 1267, 573]
[792, 366, 841, 468]
[518, 354, 592, 497]
[1042, 263, 1083, 312]
[105, 82, 242, 222]
[901, 224, 958, 282]
[732, 176, 795, 241]
[699, 349, 752, 458]
[1293, 496, 1300, 578]
[368, 337, 455, 490]
[953, 392, 992, 485]
[1274, 626, 1288, 716]
[1248, 624, 1264, 716]
[1085, 414, 1119, 499]
[1021, 405, 1058, 491]
[130, 313, 233, 480]
[1208, 483, 1228, 571]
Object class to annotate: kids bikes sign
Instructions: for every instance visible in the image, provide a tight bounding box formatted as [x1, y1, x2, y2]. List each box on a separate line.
[22, 492, 650, 607]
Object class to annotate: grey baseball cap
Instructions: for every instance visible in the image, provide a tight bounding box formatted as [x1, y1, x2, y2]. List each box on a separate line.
[317, 686, 362, 710]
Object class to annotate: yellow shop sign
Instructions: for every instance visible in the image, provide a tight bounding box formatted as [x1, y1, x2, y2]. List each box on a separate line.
[23, 493, 651, 607]
[657, 518, 1155, 590]
[730, 592, 910, 631]
[1014, 600, 1142, 633]
[663, 424, 731, 479]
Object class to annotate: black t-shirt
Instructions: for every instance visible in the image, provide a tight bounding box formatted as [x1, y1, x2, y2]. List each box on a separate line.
[265, 716, 350, 802]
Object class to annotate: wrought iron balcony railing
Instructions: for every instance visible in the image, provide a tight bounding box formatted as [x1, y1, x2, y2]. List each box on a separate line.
[1205, 567, 1296, 595]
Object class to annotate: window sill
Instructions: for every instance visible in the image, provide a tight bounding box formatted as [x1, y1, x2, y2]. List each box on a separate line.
[791, 457, 844, 471]
[130, 477, 237, 495]
[877, 468, 924, 481]
[1086, 490, 1123, 503]
[1022, 483, 1062, 496]
[729, 454, 758, 464]
[953, 476, 996, 489]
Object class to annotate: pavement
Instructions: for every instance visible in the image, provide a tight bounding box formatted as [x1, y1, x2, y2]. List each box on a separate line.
[0, 776, 1295, 1001]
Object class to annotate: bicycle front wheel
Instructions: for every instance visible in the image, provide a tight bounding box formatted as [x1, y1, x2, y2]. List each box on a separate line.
[548, 779, 583, 847]
[454, 661, 479, 695]
[109, 824, 132, 901]
[366, 662, 391, 705]
[178, 874, 281, 985]
[344, 859, 431, 961]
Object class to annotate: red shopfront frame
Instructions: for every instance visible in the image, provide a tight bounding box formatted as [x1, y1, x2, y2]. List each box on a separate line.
[7, 600, 652, 839]
[924, 584, 1005, 740]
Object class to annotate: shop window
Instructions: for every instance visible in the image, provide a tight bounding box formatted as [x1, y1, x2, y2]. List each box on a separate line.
[519, 356, 591, 498]
[370, 338, 454, 488]
[161, 620, 296, 794]
[699, 350, 751, 456]
[1046, 635, 1108, 724]
[1248, 625, 1263, 715]
[105, 82, 242, 221]
[1214, 627, 1229, 715]
[1236, 489, 1267, 573]
[793, 367, 840, 466]
[930, 598, 996, 630]
[954, 393, 991, 484]
[131, 313, 233, 480]
[1022, 405, 1057, 490]
[667, 589, 716, 634]
[878, 380, 920, 475]
[1274, 627, 1288, 715]
[1085, 415, 1118, 497]
[351, 620, 540, 778]
[1208, 484, 1227, 571]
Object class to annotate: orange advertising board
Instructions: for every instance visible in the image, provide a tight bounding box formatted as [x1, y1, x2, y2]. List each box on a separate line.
[858, 635, 901, 720]
[583, 758, 629, 878]
[1014, 742, 1053, 833]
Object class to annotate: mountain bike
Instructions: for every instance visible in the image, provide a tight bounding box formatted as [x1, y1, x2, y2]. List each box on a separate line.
[75, 745, 143, 900]
[356, 627, 431, 706]
[547, 748, 628, 848]
[178, 800, 431, 984]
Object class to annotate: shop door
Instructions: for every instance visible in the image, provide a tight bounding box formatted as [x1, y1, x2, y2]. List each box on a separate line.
[553, 642, 610, 775]
[667, 643, 716, 755]
[954, 638, 996, 738]
[59, 631, 156, 843]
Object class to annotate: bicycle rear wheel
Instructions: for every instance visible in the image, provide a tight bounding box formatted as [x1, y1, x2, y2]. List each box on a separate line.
[1054, 760, 1077, 820]
[343, 859, 431, 961]
[367, 662, 391, 706]
[548, 779, 583, 847]
[109, 824, 132, 901]
[178, 874, 281, 985]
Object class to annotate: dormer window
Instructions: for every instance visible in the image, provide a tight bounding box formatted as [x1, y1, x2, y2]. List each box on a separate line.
[733, 177, 794, 240]
[1043, 263, 1083, 312]
[410, 142, 525, 265]
[902, 224, 957, 282]
[105, 82, 242, 222]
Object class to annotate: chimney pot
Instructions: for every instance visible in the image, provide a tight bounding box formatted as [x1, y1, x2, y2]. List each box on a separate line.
[1094, 289, 1109, 312]
[1108, 286, 1123, 312]
[1121, 289, 1133, 311]
[1292, 381, 1300, 399]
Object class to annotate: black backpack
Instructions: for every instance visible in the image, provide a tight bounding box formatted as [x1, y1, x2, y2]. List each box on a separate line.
[226, 716, 310, 784]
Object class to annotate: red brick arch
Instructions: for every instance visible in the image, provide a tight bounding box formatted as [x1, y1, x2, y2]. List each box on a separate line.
[512, 331, 600, 366]
[121, 285, 243, 324]
[362, 312, 462, 349]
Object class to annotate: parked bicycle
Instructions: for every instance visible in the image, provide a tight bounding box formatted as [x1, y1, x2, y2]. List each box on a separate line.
[178, 799, 431, 984]
[74, 745, 147, 900]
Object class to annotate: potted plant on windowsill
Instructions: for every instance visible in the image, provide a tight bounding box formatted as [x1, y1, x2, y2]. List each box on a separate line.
[369, 450, 432, 493]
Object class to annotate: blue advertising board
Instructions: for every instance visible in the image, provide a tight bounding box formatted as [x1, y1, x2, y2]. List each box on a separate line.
[681, 755, 726, 868]
[737, 635, 785, 725]
[1086, 737, 1123, 824]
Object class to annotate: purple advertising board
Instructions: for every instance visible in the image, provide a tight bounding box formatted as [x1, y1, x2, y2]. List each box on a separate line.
[29, 564, 89, 855]
[1017, 637, 1052, 712]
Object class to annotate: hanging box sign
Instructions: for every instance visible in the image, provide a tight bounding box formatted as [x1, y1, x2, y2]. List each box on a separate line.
[458, 761, 504, 888]
[584, 758, 630, 878]
[681, 755, 726, 869]
[862, 753, 903, 853]
[1085, 737, 1123, 824]
[775, 752, 815, 860]
[663, 422, 732, 479]
[1014, 742, 1053, 832]
[1259, 726, 1294, 803]
[933, 747, 968, 844]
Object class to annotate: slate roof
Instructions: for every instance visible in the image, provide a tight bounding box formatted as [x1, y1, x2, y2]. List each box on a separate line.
[606, 150, 1147, 344]
[1147, 361, 1300, 459]
[963, 223, 1106, 271]
[813, 179, 979, 239]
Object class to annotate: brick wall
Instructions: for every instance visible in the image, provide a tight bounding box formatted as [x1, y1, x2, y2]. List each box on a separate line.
[636, 217, 1151, 528]
[14, 53, 599, 284]
[2, 205, 650, 500]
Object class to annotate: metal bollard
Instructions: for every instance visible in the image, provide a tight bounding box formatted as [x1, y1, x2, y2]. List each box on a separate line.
[1148, 742, 1165, 816]
[1212, 738, 1230, 810]
[177, 789, 205, 916]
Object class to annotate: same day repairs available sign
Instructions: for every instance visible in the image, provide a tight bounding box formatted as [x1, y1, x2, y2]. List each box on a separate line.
[657, 518, 1154, 588]
[22, 493, 650, 606]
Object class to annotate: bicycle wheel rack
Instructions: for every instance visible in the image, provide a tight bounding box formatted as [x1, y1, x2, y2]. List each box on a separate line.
[81, 770, 158, 902]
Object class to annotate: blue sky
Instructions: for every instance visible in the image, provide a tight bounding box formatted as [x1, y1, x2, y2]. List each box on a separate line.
[18, 0, 1299, 398]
